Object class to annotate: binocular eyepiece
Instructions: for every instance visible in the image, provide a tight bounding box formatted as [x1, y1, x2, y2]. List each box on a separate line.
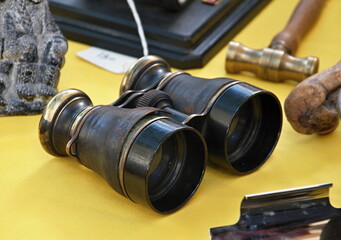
[120, 55, 283, 174]
[39, 89, 206, 213]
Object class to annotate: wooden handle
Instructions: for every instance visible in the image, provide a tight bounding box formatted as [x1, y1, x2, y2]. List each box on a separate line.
[271, 0, 325, 54]
[284, 60, 341, 135]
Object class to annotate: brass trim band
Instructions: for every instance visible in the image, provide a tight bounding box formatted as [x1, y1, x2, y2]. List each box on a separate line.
[65, 105, 102, 157]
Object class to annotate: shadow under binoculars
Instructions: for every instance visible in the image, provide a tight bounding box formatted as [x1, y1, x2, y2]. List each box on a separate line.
[119, 55, 283, 174]
[39, 89, 206, 213]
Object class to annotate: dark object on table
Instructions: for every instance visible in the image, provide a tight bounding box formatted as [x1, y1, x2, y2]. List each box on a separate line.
[210, 183, 341, 240]
[48, 0, 270, 69]
[0, 0, 67, 116]
[226, 0, 324, 82]
[116, 55, 282, 174]
[142, 0, 191, 11]
[39, 89, 206, 213]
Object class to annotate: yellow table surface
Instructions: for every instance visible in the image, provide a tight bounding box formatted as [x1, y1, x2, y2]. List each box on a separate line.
[1, 0, 341, 239]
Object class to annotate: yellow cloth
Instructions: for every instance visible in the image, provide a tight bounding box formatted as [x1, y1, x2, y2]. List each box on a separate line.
[1, 0, 341, 239]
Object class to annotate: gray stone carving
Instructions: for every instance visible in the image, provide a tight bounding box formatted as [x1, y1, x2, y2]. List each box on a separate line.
[0, 0, 68, 115]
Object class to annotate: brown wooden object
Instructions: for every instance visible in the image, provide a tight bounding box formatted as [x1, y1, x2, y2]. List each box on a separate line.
[271, 0, 325, 54]
[285, 61, 341, 135]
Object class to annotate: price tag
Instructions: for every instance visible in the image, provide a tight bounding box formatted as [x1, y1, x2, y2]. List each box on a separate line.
[77, 47, 138, 74]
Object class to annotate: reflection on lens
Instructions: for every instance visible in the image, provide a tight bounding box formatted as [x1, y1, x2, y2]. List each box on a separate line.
[227, 98, 261, 163]
[226, 93, 281, 173]
[148, 133, 185, 201]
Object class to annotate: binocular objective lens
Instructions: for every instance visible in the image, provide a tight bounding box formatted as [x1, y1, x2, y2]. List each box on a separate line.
[124, 119, 206, 213]
[207, 84, 282, 173]
[148, 133, 185, 201]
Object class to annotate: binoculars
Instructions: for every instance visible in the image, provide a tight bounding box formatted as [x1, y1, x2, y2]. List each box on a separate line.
[119, 55, 283, 174]
[38, 55, 282, 213]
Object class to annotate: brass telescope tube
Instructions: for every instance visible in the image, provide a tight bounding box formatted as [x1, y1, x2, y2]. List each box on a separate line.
[39, 89, 206, 213]
[120, 55, 282, 174]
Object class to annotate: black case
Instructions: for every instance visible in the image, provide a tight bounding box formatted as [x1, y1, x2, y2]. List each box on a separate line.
[49, 0, 271, 69]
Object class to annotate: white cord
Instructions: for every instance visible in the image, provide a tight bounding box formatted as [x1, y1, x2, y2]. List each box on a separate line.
[126, 0, 149, 56]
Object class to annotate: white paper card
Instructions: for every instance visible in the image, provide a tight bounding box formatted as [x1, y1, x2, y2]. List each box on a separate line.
[77, 47, 138, 74]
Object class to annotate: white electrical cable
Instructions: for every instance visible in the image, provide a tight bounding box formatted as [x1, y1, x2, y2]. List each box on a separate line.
[126, 0, 149, 56]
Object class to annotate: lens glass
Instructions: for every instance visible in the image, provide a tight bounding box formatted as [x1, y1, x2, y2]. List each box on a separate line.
[148, 133, 185, 201]
[227, 98, 261, 163]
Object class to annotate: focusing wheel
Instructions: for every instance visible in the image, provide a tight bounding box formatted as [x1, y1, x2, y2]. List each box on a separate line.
[136, 90, 173, 109]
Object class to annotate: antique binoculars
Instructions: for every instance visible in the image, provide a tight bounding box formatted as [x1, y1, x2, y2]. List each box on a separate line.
[38, 56, 282, 213]
[39, 89, 206, 213]
[119, 55, 283, 174]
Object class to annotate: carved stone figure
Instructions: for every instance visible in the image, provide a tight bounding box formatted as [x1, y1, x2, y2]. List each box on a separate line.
[0, 0, 68, 115]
